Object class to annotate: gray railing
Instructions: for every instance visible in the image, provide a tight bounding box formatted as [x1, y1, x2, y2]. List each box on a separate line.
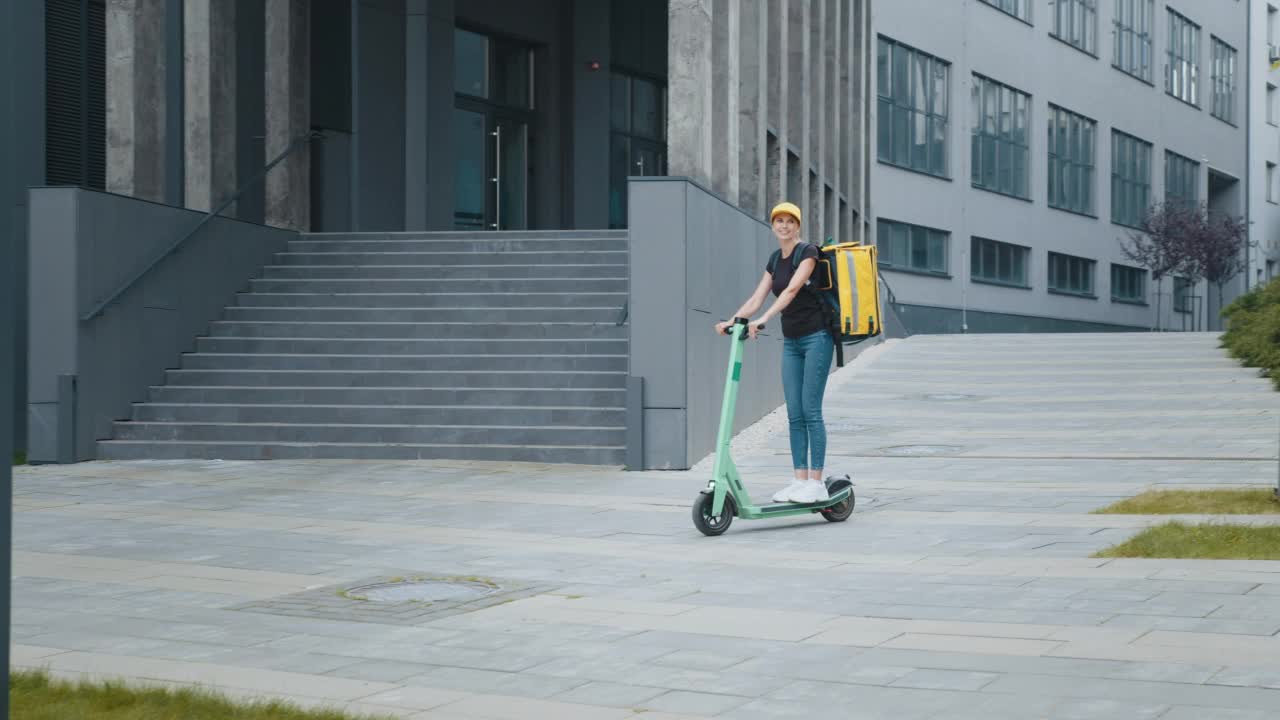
[81, 130, 324, 321]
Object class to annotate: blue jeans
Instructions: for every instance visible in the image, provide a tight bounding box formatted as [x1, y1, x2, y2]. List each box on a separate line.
[781, 330, 833, 471]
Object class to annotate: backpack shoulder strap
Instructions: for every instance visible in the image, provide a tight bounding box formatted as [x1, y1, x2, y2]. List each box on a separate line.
[767, 248, 781, 274]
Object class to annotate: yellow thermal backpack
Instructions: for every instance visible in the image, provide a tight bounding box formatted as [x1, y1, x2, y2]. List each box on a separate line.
[767, 240, 883, 367]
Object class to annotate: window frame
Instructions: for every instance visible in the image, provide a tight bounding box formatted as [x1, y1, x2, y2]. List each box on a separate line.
[1047, 251, 1097, 298]
[1110, 263, 1148, 305]
[1164, 150, 1200, 208]
[876, 217, 951, 277]
[1112, 0, 1155, 84]
[977, 0, 1032, 24]
[1209, 36, 1237, 126]
[1165, 9, 1201, 108]
[1110, 129, 1153, 230]
[1050, 0, 1098, 57]
[877, 36, 952, 179]
[970, 73, 1032, 201]
[1173, 276, 1196, 313]
[1046, 104, 1097, 217]
[970, 236, 1032, 289]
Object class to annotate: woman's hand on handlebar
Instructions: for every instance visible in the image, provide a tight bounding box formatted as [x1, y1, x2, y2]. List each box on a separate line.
[747, 319, 765, 340]
[714, 320, 732, 335]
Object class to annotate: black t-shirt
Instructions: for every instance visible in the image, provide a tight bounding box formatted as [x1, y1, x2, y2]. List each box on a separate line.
[767, 243, 827, 339]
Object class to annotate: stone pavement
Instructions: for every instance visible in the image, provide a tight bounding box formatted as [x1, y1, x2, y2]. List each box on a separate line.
[11, 332, 1280, 720]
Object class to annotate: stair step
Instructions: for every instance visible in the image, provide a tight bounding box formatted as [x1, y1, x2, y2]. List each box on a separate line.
[97, 440, 625, 464]
[288, 238, 626, 254]
[222, 307, 625, 323]
[165, 369, 627, 389]
[272, 251, 629, 266]
[248, 278, 626, 294]
[261, 264, 628, 280]
[195, 337, 628, 356]
[234, 292, 626, 308]
[110, 421, 625, 446]
[207, 321, 628, 340]
[131, 403, 625, 426]
[147, 386, 625, 407]
[179, 353, 628, 372]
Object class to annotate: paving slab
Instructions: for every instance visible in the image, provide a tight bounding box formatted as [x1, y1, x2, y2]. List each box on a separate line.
[11, 333, 1280, 718]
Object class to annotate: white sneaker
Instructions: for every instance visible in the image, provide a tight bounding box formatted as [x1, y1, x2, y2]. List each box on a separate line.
[789, 479, 830, 504]
[772, 479, 805, 503]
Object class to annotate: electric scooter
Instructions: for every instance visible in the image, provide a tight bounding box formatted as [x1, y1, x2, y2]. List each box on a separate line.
[692, 317, 855, 536]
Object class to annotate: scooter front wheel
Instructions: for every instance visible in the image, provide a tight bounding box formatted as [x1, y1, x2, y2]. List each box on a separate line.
[692, 492, 735, 536]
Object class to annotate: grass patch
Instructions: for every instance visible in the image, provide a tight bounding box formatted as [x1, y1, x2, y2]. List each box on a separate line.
[13, 451, 25, 466]
[10, 670, 394, 720]
[1094, 522, 1280, 560]
[1093, 489, 1280, 515]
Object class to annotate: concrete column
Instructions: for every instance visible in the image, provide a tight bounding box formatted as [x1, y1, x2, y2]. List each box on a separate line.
[739, 0, 767, 216]
[264, 0, 310, 231]
[668, 0, 714, 187]
[808, 0, 823, 243]
[854, 0, 867, 243]
[424, 0, 455, 230]
[184, 0, 237, 212]
[571, 0, 611, 229]
[710, 0, 739, 201]
[106, 0, 167, 202]
[787, 0, 807, 219]
[767, 0, 785, 208]
[404, 0, 427, 230]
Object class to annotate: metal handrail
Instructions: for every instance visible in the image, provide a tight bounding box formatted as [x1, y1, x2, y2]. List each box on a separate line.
[81, 130, 324, 321]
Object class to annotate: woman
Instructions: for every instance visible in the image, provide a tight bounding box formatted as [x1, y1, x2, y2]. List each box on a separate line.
[714, 201, 833, 505]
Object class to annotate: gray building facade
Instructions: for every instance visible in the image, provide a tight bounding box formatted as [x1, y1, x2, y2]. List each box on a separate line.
[870, 0, 1250, 334]
[3, 0, 872, 458]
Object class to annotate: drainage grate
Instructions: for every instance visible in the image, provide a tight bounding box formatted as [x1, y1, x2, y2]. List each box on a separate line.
[232, 574, 554, 626]
[345, 579, 499, 603]
[923, 393, 977, 402]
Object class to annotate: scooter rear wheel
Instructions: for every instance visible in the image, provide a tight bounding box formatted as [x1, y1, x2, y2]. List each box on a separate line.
[821, 477, 855, 523]
[692, 492, 735, 536]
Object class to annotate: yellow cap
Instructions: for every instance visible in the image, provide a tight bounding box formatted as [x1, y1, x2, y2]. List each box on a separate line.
[770, 201, 802, 225]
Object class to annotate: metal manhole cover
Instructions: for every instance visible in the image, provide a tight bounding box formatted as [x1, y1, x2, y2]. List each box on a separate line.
[923, 393, 976, 401]
[345, 579, 499, 603]
[876, 444, 962, 456]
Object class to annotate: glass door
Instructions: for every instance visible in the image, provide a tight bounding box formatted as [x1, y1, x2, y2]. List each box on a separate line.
[453, 28, 534, 231]
[453, 105, 529, 231]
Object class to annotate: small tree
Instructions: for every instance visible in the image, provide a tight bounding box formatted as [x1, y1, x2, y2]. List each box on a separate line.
[1190, 210, 1251, 322]
[1120, 201, 1200, 330]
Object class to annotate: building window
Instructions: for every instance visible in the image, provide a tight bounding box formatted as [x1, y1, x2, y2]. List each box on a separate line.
[877, 218, 949, 275]
[1111, 264, 1147, 303]
[1048, 252, 1096, 296]
[1050, 0, 1097, 55]
[971, 74, 1030, 199]
[1269, 163, 1278, 204]
[1210, 37, 1237, 125]
[877, 36, 950, 178]
[1269, 84, 1278, 125]
[1173, 276, 1195, 313]
[1047, 105, 1096, 215]
[1112, 0, 1154, 83]
[979, 0, 1031, 23]
[1164, 151, 1199, 208]
[971, 236, 1030, 287]
[609, 72, 667, 228]
[1166, 9, 1200, 106]
[1111, 130, 1152, 229]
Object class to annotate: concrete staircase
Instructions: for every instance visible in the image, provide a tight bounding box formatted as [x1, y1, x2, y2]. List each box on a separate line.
[98, 230, 630, 465]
